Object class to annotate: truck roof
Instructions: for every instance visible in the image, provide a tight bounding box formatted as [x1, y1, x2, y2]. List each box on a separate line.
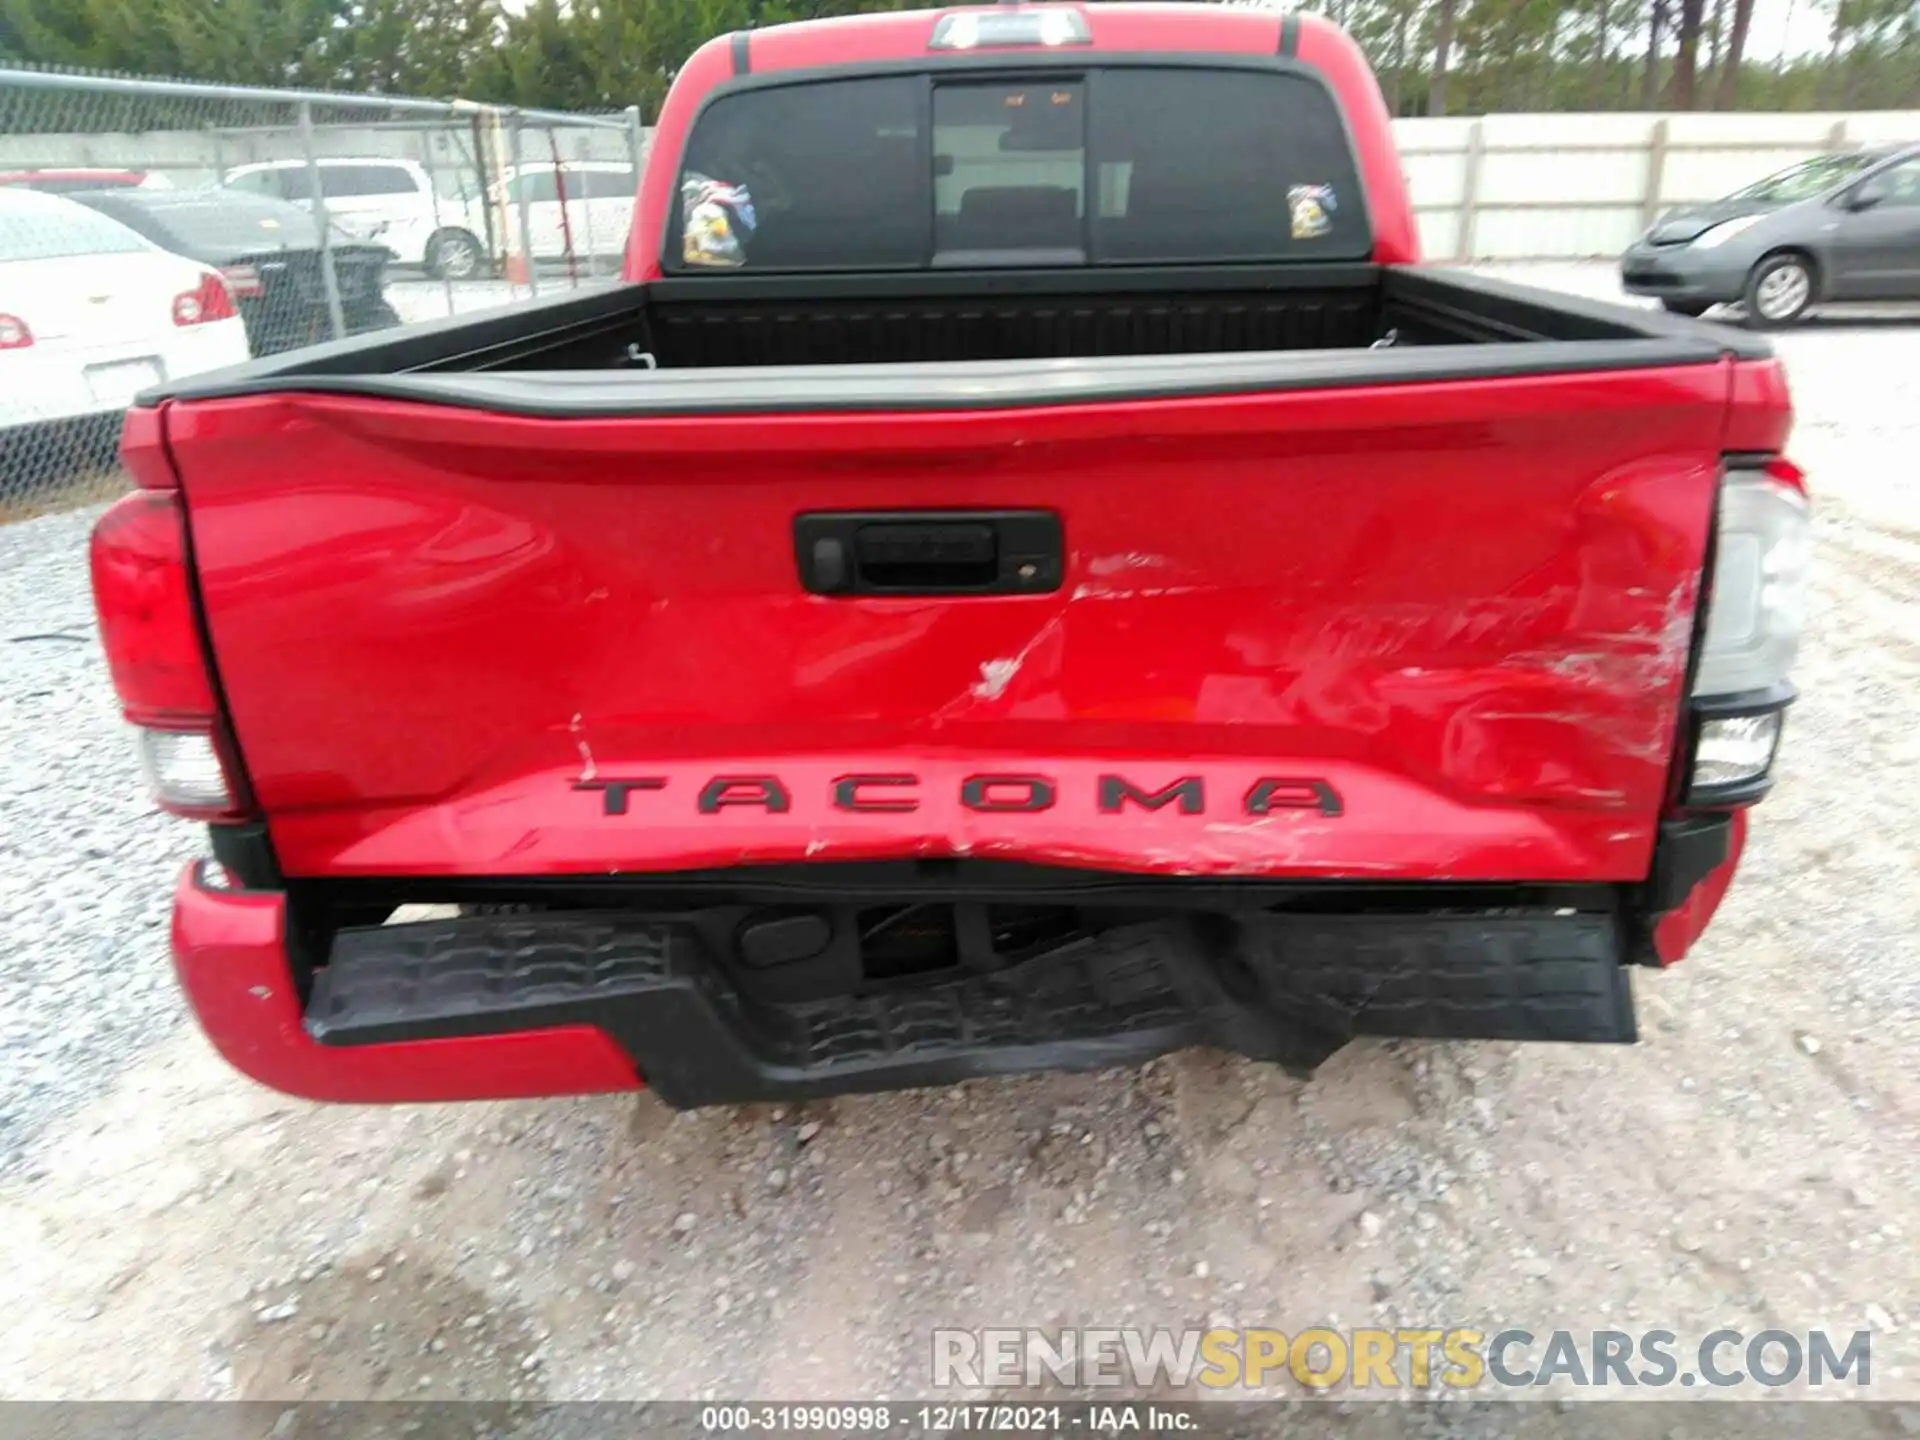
[735, 3, 1307, 71]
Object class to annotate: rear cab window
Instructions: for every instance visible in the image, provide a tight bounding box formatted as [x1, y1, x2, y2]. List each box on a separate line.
[225, 169, 290, 200]
[112, 197, 320, 254]
[322, 165, 420, 199]
[510, 171, 563, 205]
[506, 168, 637, 203]
[0, 204, 150, 261]
[672, 64, 1369, 271]
[580, 168, 639, 200]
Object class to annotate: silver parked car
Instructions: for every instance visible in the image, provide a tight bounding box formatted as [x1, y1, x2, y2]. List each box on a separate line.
[1621, 143, 1920, 327]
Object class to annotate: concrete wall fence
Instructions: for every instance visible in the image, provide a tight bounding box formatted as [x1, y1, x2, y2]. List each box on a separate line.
[1392, 110, 1920, 261]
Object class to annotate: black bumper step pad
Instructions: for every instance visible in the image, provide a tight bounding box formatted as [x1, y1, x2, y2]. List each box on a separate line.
[307, 909, 1632, 1107]
[1242, 912, 1633, 1044]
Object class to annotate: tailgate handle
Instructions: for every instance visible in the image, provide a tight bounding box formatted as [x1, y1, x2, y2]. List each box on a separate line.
[795, 511, 1063, 597]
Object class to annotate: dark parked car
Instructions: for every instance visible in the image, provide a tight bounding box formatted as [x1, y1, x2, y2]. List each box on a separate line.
[1622, 143, 1920, 326]
[68, 188, 400, 355]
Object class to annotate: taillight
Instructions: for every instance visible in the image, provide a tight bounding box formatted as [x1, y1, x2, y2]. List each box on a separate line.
[90, 492, 212, 720]
[219, 264, 263, 299]
[0, 312, 32, 349]
[135, 728, 236, 814]
[1760, 456, 1808, 495]
[1685, 458, 1811, 803]
[173, 272, 238, 326]
[89, 489, 244, 818]
[1694, 464, 1810, 697]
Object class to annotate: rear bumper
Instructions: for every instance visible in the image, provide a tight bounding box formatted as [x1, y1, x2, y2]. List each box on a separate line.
[170, 863, 640, 1104]
[171, 859, 1682, 1107]
[0, 321, 245, 429]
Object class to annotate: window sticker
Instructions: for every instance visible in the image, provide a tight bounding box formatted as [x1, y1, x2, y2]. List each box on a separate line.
[681, 172, 757, 268]
[1288, 183, 1336, 240]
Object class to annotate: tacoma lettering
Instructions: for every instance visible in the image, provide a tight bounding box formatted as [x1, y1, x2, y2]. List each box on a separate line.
[572, 777, 666, 816]
[580, 774, 1342, 817]
[1245, 778, 1345, 818]
[961, 774, 1057, 813]
[833, 773, 921, 812]
[698, 775, 792, 814]
[1099, 775, 1204, 815]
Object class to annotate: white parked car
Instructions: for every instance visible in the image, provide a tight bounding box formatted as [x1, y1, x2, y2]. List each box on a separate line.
[493, 160, 637, 270]
[0, 188, 251, 436]
[219, 157, 636, 279]
[221, 157, 485, 278]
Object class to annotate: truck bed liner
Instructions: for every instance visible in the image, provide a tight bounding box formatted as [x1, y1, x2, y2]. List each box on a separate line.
[144, 265, 1768, 415]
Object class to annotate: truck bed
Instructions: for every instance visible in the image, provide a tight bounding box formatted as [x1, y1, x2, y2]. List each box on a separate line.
[153, 265, 1768, 414]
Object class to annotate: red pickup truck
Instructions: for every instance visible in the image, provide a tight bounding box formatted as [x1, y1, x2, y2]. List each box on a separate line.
[90, 4, 1809, 1108]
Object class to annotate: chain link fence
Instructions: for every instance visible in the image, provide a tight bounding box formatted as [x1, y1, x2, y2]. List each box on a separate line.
[0, 66, 647, 518]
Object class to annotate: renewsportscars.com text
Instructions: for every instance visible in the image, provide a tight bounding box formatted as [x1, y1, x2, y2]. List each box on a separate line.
[931, 1327, 1873, 1391]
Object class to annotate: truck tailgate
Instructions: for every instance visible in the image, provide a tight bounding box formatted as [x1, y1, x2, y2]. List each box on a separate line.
[167, 360, 1729, 881]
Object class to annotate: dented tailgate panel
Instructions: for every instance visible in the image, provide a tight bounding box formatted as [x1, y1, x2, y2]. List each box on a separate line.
[169, 362, 1727, 881]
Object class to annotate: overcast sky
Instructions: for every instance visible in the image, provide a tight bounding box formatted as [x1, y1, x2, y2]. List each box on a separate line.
[1745, 0, 1837, 62]
[561, 1, 1845, 77]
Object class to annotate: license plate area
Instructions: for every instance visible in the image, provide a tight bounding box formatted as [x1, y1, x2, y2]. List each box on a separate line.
[84, 358, 163, 407]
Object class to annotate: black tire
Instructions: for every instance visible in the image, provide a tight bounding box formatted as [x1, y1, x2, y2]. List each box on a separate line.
[425, 228, 485, 281]
[1742, 253, 1815, 328]
[1660, 299, 1712, 317]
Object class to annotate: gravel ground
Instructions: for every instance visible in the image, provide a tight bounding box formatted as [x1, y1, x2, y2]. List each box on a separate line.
[0, 506, 199, 1176]
[0, 266, 1916, 1408]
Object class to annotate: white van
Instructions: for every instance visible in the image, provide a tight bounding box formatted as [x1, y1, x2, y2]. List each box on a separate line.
[222, 158, 636, 279]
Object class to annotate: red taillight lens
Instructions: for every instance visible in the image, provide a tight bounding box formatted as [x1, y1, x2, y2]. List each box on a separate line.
[0, 312, 32, 349]
[90, 490, 217, 723]
[1762, 455, 1808, 495]
[90, 491, 245, 818]
[173, 272, 237, 326]
[219, 264, 263, 299]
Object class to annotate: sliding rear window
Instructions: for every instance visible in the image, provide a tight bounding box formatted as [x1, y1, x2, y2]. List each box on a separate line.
[672, 65, 1369, 272]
